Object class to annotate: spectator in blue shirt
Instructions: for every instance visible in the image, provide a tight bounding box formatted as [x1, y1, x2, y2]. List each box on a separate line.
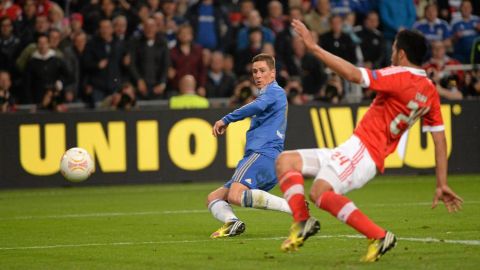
[186, 0, 229, 51]
[161, 0, 186, 49]
[236, 9, 275, 52]
[330, 0, 353, 17]
[330, 0, 373, 20]
[413, 3, 452, 46]
[379, 0, 416, 64]
[451, 0, 480, 63]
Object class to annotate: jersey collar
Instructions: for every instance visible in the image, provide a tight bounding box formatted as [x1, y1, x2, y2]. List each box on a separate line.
[402, 66, 427, 77]
[259, 80, 276, 94]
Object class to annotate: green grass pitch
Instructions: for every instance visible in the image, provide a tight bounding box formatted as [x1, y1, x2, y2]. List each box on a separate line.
[0, 175, 479, 269]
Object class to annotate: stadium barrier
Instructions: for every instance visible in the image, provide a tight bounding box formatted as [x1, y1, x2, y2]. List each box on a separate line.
[0, 101, 478, 188]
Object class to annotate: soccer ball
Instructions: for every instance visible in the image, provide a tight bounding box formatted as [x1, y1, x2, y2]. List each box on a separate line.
[60, 147, 95, 182]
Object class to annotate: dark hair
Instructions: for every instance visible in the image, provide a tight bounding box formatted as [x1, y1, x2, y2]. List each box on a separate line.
[289, 5, 302, 15]
[395, 30, 428, 66]
[0, 16, 12, 25]
[240, 0, 255, 6]
[48, 28, 61, 36]
[36, 33, 49, 42]
[424, 2, 438, 13]
[251, 53, 275, 70]
[329, 14, 343, 23]
[460, 0, 472, 8]
[248, 26, 262, 35]
[366, 10, 378, 19]
[0, 69, 10, 77]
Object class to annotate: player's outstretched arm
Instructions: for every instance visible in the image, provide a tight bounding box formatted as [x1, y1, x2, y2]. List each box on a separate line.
[291, 19, 363, 84]
[431, 131, 463, 212]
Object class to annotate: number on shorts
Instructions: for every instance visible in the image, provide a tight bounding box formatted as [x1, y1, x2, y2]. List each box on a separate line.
[331, 151, 350, 166]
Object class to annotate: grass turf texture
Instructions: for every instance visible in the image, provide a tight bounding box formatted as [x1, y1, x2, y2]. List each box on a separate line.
[0, 175, 479, 270]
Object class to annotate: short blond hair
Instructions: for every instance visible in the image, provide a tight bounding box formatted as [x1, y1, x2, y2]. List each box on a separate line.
[251, 53, 275, 70]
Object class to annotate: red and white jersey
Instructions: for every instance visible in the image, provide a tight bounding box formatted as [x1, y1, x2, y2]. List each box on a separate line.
[354, 66, 444, 172]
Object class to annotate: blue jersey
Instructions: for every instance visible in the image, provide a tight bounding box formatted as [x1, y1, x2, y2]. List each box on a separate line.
[222, 81, 287, 159]
[413, 18, 451, 42]
[451, 15, 480, 62]
[330, 0, 353, 16]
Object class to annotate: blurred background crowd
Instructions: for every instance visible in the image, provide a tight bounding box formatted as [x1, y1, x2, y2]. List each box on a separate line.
[0, 0, 479, 112]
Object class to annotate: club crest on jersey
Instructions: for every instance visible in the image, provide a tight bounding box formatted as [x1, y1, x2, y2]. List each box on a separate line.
[372, 70, 378, 80]
[245, 178, 252, 185]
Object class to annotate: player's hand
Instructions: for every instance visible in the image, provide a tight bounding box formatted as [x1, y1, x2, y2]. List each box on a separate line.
[432, 185, 463, 212]
[291, 19, 316, 51]
[212, 120, 227, 137]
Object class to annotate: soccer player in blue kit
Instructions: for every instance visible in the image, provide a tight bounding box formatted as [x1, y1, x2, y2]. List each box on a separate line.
[207, 53, 292, 238]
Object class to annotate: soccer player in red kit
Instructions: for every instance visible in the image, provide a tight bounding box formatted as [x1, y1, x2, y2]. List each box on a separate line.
[276, 19, 464, 262]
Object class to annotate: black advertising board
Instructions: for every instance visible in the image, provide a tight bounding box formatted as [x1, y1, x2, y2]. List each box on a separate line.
[0, 101, 478, 188]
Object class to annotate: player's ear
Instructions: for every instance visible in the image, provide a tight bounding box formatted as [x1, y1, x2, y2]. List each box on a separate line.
[399, 49, 407, 61]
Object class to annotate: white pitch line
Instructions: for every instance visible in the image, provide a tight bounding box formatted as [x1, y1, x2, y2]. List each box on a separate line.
[332, 234, 480, 245]
[0, 234, 479, 251]
[0, 209, 212, 221]
[2, 201, 479, 221]
[0, 186, 210, 199]
[368, 201, 480, 207]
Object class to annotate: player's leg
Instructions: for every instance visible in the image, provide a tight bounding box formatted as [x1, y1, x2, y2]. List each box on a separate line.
[309, 135, 396, 261]
[229, 183, 291, 214]
[276, 150, 320, 252]
[207, 185, 245, 238]
[276, 151, 310, 221]
[231, 153, 291, 213]
[207, 186, 237, 223]
[206, 153, 257, 238]
[240, 189, 292, 213]
[311, 180, 387, 241]
[311, 178, 396, 262]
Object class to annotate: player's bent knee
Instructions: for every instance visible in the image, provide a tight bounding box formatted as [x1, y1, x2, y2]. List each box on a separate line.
[227, 192, 242, 206]
[276, 151, 302, 176]
[228, 182, 249, 206]
[206, 187, 228, 207]
[309, 190, 321, 203]
[206, 192, 218, 207]
[309, 179, 334, 203]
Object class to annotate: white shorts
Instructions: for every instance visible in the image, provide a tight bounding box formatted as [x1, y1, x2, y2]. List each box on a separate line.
[297, 135, 377, 194]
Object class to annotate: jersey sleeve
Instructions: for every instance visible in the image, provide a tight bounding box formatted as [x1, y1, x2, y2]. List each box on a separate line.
[222, 91, 275, 124]
[422, 90, 444, 133]
[359, 67, 404, 93]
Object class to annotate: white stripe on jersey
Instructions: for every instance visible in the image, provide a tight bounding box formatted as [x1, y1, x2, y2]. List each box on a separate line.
[359, 68, 370, 88]
[422, 125, 445, 132]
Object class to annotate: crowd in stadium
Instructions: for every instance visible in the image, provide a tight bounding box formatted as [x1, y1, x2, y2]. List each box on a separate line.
[0, 0, 479, 112]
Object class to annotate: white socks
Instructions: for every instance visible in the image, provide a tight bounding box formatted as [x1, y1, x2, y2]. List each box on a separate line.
[208, 199, 238, 223]
[208, 190, 292, 224]
[241, 189, 292, 214]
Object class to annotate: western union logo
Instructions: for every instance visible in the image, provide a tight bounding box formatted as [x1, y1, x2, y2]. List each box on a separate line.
[17, 105, 455, 177]
[310, 105, 453, 169]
